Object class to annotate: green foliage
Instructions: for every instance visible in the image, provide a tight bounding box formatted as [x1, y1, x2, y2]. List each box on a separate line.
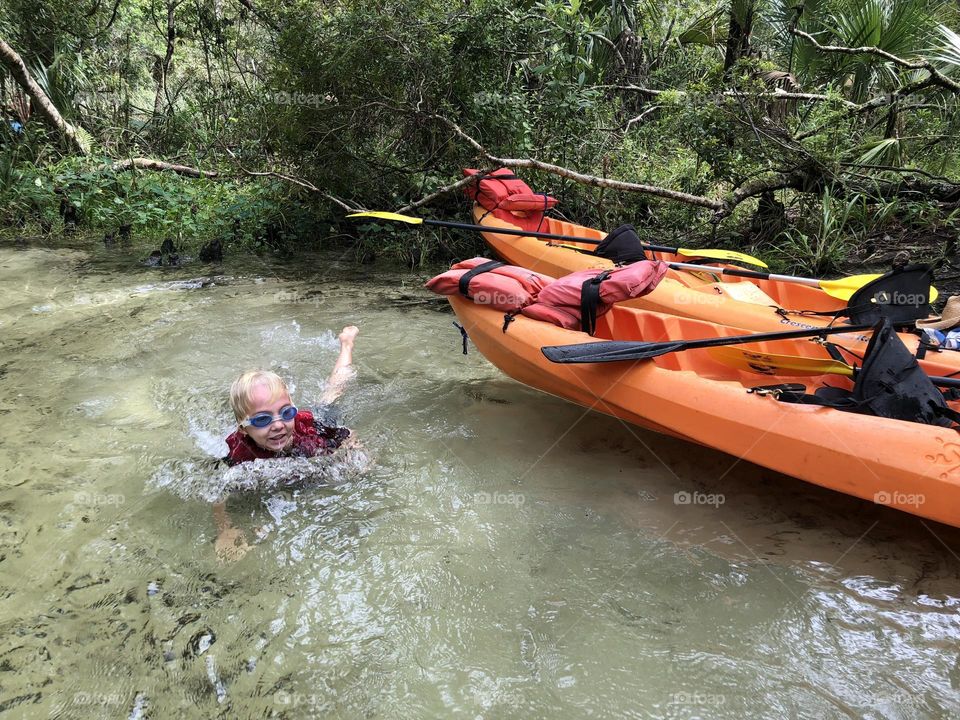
[771, 0, 944, 100]
[1, 0, 959, 266]
[0, 146, 313, 252]
[774, 189, 858, 275]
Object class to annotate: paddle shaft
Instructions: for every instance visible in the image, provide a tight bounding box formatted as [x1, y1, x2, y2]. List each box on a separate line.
[543, 323, 883, 363]
[667, 260, 819, 287]
[414, 217, 695, 255]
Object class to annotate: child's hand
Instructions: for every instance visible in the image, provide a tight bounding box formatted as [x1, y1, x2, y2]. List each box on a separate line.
[216, 527, 250, 563]
[339, 325, 359, 346]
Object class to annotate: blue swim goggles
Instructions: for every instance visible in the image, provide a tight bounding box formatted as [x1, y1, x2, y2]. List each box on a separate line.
[241, 405, 298, 428]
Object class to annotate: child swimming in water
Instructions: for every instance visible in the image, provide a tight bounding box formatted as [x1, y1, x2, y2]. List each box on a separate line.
[214, 325, 359, 560]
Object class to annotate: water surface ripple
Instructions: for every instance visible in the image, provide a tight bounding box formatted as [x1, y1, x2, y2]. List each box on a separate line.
[1, 239, 959, 719]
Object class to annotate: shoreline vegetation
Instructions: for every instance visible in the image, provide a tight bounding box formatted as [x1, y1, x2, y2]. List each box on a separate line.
[1, 0, 959, 278]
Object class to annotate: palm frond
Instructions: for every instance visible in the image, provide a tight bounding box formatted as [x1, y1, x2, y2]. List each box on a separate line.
[855, 136, 903, 166]
[932, 24, 960, 74]
[678, 8, 725, 47]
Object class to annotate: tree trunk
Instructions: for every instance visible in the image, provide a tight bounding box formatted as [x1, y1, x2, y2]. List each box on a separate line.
[0, 37, 89, 154]
[723, 0, 755, 74]
[153, 0, 179, 117]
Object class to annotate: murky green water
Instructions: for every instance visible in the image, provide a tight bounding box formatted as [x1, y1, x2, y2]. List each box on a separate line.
[2, 236, 960, 719]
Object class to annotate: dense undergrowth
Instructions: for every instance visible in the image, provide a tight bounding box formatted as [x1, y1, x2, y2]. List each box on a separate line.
[1, 0, 959, 273]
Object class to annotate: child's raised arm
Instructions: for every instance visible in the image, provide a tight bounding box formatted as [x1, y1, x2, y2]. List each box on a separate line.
[321, 325, 358, 405]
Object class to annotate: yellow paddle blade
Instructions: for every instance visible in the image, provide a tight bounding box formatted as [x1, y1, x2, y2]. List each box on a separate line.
[819, 274, 940, 302]
[346, 211, 423, 225]
[818, 274, 881, 300]
[707, 346, 856, 377]
[676, 247, 768, 268]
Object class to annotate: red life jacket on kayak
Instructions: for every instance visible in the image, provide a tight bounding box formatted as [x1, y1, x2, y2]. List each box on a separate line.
[425, 257, 555, 312]
[224, 409, 349, 466]
[521, 261, 668, 334]
[462, 168, 558, 233]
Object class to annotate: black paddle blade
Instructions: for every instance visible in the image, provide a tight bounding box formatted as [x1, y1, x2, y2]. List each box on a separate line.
[541, 341, 684, 363]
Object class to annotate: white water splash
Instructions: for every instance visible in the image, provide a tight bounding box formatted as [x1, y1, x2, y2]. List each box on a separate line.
[149, 448, 371, 503]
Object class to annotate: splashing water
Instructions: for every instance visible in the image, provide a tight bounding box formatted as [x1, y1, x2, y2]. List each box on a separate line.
[149, 448, 372, 502]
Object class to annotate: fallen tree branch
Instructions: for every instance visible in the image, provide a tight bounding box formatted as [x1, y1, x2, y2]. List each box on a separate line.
[429, 114, 724, 212]
[233, 164, 361, 211]
[0, 37, 90, 155]
[397, 173, 488, 214]
[794, 76, 937, 140]
[838, 162, 960, 185]
[605, 84, 857, 107]
[724, 170, 813, 211]
[789, 27, 960, 95]
[104, 158, 218, 178]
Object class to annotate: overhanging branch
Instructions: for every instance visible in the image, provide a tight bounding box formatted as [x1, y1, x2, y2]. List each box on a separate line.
[429, 114, 724, 212]
[789, 27, 960, 95]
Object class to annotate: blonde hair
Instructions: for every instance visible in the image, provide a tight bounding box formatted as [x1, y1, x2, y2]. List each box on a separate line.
[230, 370, 290, 421]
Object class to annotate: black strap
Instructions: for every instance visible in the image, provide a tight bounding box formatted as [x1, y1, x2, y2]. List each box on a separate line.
[458, 260, 504, 298]
[502, 312, 517, 333]
[452, 321, 469, 354]
[933, 404, 960, 426]
[778, 298, 908, 321]
[751, 383, 866, 411]
[776, 306, 847, 320]
[746, 383, 809, 401]
[752, 378, 960, 429]
[475, 172, 519, 182]
[823, 342, 846, 363]
[580, 270, 612, 336]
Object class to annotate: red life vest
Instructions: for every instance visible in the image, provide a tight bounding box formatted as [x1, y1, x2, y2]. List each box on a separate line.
[462, 168, 558, 233]
[224, 410, 349, 466]
[521, 261, 668, 333]
[425, 257, 555, 312]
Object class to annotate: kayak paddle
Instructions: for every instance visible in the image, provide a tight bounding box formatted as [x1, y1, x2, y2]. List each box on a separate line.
[541, 324, 879, 364]
[706, 346, 855, 377]
[707, 345, 960, 388]
[664, 260, 939, 303]
[347, 211, 768, 268]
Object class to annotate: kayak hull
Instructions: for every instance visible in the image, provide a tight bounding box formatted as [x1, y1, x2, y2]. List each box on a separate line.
[450, 295, 960, 528]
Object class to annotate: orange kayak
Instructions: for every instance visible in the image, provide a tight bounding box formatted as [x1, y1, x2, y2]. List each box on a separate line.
[471, 205, 960, 377]
[448, 295, 960, 527]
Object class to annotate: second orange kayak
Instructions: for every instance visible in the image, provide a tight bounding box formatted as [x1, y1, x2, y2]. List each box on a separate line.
[471, 205, 960, 377]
